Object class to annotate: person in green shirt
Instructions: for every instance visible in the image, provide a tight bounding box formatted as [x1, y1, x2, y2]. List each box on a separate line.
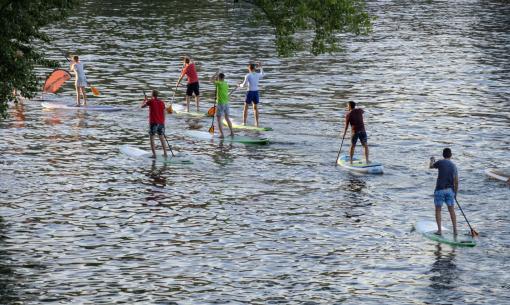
[212, 72, 234, 138]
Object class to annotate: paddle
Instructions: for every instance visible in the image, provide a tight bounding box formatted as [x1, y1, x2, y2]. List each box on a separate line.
[61, 51, 100, 96]
[167, 85, 177, 114]
[455, 197, 479, 237]
[143, 90, 175, 157]
[335, 129, 347, 166]
[206, 85, 239, 118]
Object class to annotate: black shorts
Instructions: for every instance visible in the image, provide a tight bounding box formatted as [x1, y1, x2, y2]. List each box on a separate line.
[351, 131, 367, 145]
[186, 82, 200, 96]
[149, 123, 165, 136]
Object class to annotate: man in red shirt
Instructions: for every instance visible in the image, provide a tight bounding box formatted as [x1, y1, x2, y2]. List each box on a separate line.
[176, 56, 200, 112]
[141, 90, 168, 158]
[343, 101, 370, 164]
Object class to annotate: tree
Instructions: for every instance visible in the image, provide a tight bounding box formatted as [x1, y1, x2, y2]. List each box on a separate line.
[249, 0, 374, 56]
[0, 0, 77, 118]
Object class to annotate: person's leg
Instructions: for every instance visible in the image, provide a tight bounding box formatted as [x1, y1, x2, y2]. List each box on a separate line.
[253, 103, 259, 127]
[243, 103, 249, 125]
[194, 83, 200, 111]
[81, 87, 87, 105]
[225, 112, 234, 136]
[186, 95, 191, 112]
[159, 134, 168, 157]
[445, 189, 457, 235]
[149, 135, 156, 158]
[217, 114, 225, 138]
[435, 205, 442, 235]
[195, 94, 200, 112]
[362, 143, 370, 164]
[434, 190, 443, 234]
[75, 85, 81, 106]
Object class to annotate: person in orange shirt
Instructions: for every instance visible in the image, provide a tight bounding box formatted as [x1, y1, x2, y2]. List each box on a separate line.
[176, 56, 200, 112]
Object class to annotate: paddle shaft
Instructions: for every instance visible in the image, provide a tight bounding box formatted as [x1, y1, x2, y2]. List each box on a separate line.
[335, 129, 347, 166]
[455, 197, 478, 236]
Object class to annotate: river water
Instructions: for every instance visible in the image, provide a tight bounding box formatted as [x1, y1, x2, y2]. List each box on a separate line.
[1, 0, 509, 304]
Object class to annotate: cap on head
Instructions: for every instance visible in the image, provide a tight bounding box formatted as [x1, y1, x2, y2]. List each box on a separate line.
[218, 73, 225, 80]
[152, 90, 159, 98]
[443, 148, 452, 158]
[348, 101, 356, 109]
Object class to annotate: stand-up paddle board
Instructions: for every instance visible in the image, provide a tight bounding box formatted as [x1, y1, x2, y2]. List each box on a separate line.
[415, 220, 476, 247]
[186, 130, 269, 145]
[120, 145, 193, 164]
[223, 119, 272, 131]
[42, 102, 121, 112]
[337, 155, 383, 174]
[172, 104, 209, 118]
[485, 168, 510, 183]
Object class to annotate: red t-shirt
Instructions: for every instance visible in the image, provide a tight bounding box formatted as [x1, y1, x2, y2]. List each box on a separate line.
[181, 63, 199, 84]
[147, 98, 165, 124]
[345, 108, 365, 133]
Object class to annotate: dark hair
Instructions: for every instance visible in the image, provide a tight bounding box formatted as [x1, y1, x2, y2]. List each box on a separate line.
[348, 101, 356, 109]
[249, 63, 256, 70]
[184, 57, 190, 64]
[443, 148, 452, 158]
[73, 55, 79, 61]
[218, 73, 225, 80]
[152, 90, 159, 98]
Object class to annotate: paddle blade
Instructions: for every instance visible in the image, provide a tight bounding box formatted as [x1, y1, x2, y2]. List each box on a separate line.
[43, 69, 71, 93]
[207, 106, 216, 117]
[208, 125, 214, 134]
[91, 86, 100, 96]
[167, 104, 173, 114]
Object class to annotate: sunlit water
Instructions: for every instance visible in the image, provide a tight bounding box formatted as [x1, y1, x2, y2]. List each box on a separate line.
[1, 1, 509, 304]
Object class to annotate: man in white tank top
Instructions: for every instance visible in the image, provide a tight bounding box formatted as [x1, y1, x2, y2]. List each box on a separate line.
[239, 62, 264, 127]
[70, 55, 88, 106]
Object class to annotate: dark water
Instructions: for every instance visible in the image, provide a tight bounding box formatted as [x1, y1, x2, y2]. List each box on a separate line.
[1, 0, 509, 304]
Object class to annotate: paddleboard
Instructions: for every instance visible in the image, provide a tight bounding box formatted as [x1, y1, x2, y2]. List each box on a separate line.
[415, 220, 476, 247]
[172, 104, 209, 118]
[337, 155, 384, 174]
[120, 145, 193, 164]
[222, 119, 272, 131]
[186, 130, 269, 145]
[41, 102, 121, 112]
[485, 168, 510, 183]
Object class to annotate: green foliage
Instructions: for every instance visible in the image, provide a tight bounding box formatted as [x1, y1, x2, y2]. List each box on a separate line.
[0, 0, 77, 119]
[250, 0, 374, 56]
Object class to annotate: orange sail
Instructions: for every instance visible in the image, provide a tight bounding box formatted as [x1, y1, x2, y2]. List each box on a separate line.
[43, 69, 71, 93]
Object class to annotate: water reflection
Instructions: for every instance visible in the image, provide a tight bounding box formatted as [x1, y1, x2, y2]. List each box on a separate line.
[0, 216, 17, 304]
[429, 244, 458, 291]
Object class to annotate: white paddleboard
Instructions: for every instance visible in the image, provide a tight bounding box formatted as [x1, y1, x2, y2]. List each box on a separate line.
[120, 145, 192, 164]
[42, 102, 121, 112]
[485, 168, 510, 183]
[415, 220, 476, 247]
[186, 130, 269, 145]
[337, 155, 384, 174]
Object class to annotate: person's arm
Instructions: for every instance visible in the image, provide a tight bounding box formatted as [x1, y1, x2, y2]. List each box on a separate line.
[429, 157, 436, 169]
[176, 66, 187, 87]
[239, 74, 248, 88]
[454, 174, 459, 196]
[343, 113, 350, 135]
[257, 62, 263, 78]
[210, 70, 219, 82]
[141, 97, 149, 108]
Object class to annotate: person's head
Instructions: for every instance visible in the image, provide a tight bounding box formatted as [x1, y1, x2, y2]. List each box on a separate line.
[347, 101, 356, 111]
[152, 90, 159, 98]
[248, 63, 256, 71]
[218, 73, 225, 80]
[443, 148, 452, 159]
[72, 55, 79, 62]
[183, 56, 190, 64]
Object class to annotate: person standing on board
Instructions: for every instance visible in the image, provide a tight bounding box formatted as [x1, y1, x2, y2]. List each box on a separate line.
[176, 56, 200, 112]
[141, 90, 168, 158]
[239, 62, 264, 127]
[343, 101, 369, 164]
[70, 55, 88, 106]
[429, 148, 458, 236]
[211, 72, 234, 138]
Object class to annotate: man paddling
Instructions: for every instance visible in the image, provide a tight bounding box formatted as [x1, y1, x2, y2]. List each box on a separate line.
[343, 101, 369, 164]
[429, 148, 458, 236]
[141, 90, 168, 158]
[70, 55, 88, 106]
[211, 72, 234, 138]
[239, 62, 263, 127]
[176, 56, 200, 112]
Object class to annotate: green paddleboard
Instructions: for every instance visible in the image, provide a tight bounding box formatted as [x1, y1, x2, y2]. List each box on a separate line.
[223, 119, 272, 131]
[416, 220, 476, 247]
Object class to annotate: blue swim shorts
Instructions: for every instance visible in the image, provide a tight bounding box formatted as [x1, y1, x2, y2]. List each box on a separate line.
[434, 188, 455, 208]
[245, 91, 259, 105]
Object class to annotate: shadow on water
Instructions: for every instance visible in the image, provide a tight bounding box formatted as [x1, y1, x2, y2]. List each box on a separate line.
[343, 175, 370, 220]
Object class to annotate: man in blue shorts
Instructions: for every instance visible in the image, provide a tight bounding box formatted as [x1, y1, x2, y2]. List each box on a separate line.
[429, 148, 458, 236]
[239, 62, 263, 127]
[344, 101, 369, 164]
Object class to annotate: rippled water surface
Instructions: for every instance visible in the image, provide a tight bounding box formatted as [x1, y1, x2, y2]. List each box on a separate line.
[1, 1, 509, 304]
